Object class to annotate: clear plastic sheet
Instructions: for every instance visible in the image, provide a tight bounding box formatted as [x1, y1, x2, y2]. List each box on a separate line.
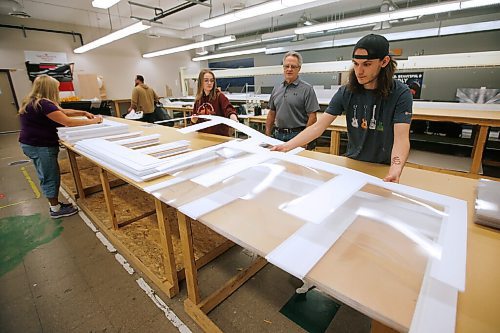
[150, 144, 465, 331]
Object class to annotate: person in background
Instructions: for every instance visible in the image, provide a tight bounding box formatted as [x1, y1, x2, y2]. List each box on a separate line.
[191, 69, 238, 137]
[128, 75, 159, 123]
[272, 34, 413, 183]
[19, 74, 102, 218]
[265, 51, 319, 149]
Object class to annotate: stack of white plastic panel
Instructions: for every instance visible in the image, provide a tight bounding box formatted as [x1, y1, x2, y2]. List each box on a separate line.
[74, 138, 191, 182]
[57, 119, 130, 143]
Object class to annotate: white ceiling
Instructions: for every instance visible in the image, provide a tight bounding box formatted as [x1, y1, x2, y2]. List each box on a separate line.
[1, 0, 419, 37]
[1, 0, 498, 42]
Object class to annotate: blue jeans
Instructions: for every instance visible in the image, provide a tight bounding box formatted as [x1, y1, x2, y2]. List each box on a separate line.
[273, 130, 316, 150]
[20, 144, 60, 199]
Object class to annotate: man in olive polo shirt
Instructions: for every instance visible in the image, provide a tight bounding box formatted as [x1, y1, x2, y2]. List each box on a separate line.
[128, 75, 159, 123]
[265, 51, 319, 148]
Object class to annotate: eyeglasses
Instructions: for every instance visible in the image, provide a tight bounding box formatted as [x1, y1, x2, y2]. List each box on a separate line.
[283, 64, 300, 70]
[203, 79, 215, 83]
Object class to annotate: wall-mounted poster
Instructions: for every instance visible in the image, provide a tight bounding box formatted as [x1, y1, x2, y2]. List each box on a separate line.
[24, 51, 75, 97]
[25, 62, 75, 97]
[394, 72, 423, 99]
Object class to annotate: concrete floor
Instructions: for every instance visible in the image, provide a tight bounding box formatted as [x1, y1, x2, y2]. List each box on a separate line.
[0, 132, 371, 333]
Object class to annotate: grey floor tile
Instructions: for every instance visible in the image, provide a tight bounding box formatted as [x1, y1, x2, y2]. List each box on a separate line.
[70, 310, 117, 333]
[33, 275, 104, 332]
[125, 312, 179, 333]
[89, 276, 163, 332]
[78, 254, 129, 291]
[0, 293, 42, 333]
[23, 238, 80, 285]
[0, 264, 32, 302]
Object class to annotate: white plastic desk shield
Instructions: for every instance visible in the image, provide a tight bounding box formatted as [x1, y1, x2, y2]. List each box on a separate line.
[65, 116, 467, 332]
[148, 138, 466, 333]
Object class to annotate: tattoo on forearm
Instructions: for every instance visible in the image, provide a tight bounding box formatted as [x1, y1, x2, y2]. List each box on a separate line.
[392, 156, 401, 165]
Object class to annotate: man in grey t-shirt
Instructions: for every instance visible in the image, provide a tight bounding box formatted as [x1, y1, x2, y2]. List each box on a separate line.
[272, 34, 412, 183]
[266, 51, 319, 148]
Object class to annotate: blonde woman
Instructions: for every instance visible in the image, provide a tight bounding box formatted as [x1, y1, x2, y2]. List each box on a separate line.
[19, 74, 103, 218]
[191, 69, 238, 136]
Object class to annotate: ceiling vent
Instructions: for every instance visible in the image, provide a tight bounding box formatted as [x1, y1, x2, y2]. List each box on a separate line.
[195, 35, 209, 55]
[373, 0, 394, 30]
[0, 0, 31, 18]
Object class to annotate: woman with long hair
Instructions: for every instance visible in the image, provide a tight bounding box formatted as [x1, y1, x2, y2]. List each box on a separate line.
[191, 69, 238, 137]
[19, 74, 103, 218]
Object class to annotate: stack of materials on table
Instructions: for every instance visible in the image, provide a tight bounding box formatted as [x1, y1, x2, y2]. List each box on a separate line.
[74, 138, 191, 182]
[57, 119, 129, 143]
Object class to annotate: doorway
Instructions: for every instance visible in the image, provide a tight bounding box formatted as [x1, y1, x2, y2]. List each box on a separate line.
[0, 70, 20, 133]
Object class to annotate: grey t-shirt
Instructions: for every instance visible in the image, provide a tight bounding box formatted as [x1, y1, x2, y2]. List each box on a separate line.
[269, 77, 320, 128]
[325, 79, 412, 164]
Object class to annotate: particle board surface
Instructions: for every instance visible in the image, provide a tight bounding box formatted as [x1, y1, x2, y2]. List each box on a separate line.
[60, 167, 227, 279]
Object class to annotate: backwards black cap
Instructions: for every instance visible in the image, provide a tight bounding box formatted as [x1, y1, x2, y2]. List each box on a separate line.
[352, 34, 389, 60]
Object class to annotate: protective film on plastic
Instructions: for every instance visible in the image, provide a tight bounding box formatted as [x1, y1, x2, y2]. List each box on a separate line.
[148, 134, 466, 333]
[270, 183, 446, 330]
[151, 153, 338, 255]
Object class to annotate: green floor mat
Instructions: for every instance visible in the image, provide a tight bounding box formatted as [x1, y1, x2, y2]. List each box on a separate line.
[280, 289, 340, 333]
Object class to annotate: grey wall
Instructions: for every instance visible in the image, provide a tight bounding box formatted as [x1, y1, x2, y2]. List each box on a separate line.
[0, 15, 202, 103]
[238, 30, 500, 101]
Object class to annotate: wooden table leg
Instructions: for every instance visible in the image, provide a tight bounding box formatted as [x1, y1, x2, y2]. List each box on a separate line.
[177, 211, 201, 305]
[113, 100, 121, 117]
[470, 125, 488, 174]
[178, 208, 268, 332]
[155, 199, 179, 297]
[99, 168, 119, 230]
[67, 150, 85, 199]
[330, 130, 341, 155]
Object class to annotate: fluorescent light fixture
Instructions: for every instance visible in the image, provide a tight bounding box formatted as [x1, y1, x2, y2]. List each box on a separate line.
[295, 0, 500, 34]
[143, 35, 236, 58]
[384, 28, 439, 40]
[267, 19, 500, 54]
[92, 0, 121, 9]
[460, 0, 500, 9]
[439, 19, 500, 35]
[74, 21, 150, 54]
[200, 0, 320, 28]
[262, 35, 296, 42]
[218, 39, 262, 50]
[192, 48, 266, 61]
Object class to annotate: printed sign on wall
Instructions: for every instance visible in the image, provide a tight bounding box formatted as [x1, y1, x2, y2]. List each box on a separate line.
[24, 51, 68, 64]
[394, 72, 423, 99]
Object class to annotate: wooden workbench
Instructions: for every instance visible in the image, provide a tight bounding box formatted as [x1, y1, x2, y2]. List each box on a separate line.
[249, 105, 500, 175]
[163, 105, 192, 127]
[60, 117, 499, 332]
[169, 149, 499, 333]
[60, 118, 234, 298]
